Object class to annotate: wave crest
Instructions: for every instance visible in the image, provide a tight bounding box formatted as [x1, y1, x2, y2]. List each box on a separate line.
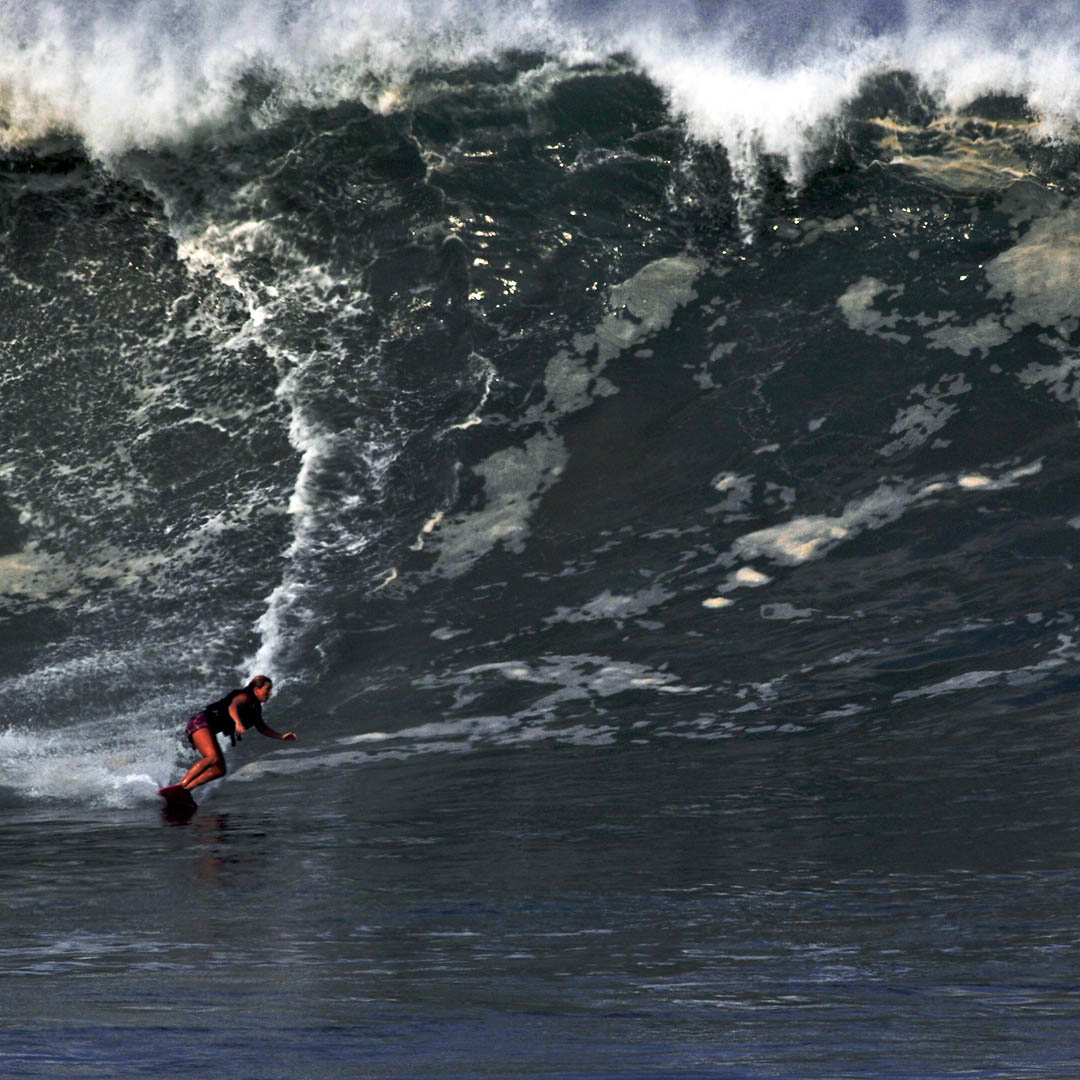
[3, 2, 1080, 196]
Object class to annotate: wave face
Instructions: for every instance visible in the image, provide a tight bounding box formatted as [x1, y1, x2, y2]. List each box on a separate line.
[2, 4, 1080, 803]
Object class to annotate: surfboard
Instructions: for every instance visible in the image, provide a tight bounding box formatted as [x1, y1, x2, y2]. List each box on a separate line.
[158, 784, 197, 818]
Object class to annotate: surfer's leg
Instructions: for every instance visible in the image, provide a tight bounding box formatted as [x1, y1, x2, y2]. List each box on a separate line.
[181, 728, 227, 790]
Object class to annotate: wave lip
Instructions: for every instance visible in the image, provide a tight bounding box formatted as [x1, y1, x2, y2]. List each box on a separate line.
[5, 0, 1080, 178]
[0, 0, 572, 155]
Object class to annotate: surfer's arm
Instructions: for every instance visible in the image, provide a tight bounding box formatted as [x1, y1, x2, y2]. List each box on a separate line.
[255, 720, 297, 741]
[228, 699, 248, 740]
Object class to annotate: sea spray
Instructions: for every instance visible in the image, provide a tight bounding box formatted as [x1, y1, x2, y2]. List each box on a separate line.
[5, 1, 1080, 188]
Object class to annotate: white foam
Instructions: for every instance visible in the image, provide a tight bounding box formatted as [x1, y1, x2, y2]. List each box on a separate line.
[703, 596, 734, 610]
[0, 544, 79, 605]
[985, 208, 1080, 334]
[171, 212, 398, 680]
[728, 460, 1042, 571]
[709, 472, 755, 517]
[879, 374, 971, 458]
[837, 278, 910, 343]
[429, 431, 568, 576]
[733, 566, 771, 587]
[590, 255, 706, 363]
[449, 363, 498, 432]
[1019, 353, 1080, 409]
[428, 254, 704, 576]
[5, 0, 1080, 191]
[925, 317, 1012, 359]
[893, 657, 1066, 702]
[0, 0, 574, 156]
[761, 602, 815, 621]
[834, 238, 1080, 359]
[0, 722, 180, 808]
[545, 584, 674, 626]
[394, 655, 711, 747]
[633, 36, 868, 200]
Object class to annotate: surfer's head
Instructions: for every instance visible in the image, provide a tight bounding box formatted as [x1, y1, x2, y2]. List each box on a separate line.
[249, 674, 273, 702]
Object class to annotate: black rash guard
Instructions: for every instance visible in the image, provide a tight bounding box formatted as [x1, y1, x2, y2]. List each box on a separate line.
[203, 687, 263, 741]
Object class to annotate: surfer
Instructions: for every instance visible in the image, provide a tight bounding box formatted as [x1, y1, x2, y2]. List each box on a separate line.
[159, 675, 297, 801]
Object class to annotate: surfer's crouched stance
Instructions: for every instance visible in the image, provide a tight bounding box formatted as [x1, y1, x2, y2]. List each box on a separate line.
[159, 675, 297, 803]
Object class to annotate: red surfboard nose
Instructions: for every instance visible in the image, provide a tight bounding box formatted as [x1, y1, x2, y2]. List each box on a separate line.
[158, 784, 197, 808]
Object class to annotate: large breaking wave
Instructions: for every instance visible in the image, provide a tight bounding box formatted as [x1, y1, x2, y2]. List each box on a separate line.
[3, 0, 1080, 808]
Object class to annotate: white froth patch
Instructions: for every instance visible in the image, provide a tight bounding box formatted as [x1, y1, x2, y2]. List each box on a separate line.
[0, 0, 573, 157]
[985, 208, 1080, 334]
[761, 602, 814, 621]
[0, 544, 78, 602]
[0, 722, 180, 808]
[250, 579, 317, 677]
[709, 472, 754, 516]
[733, 566, 771, 587]
[925, 316, 1012, 358]
[833, 179, 1080, 361]
[0, 532, 230, 611]
[449, 362, 498, 431]
[592, 255, 705, 362]
[178, 214, 392, 676]
[543, 350, 614, 417]
[713, 473, 744, 492]
[880, 374, 971, 458]
[961, 460, 1041, 490]
[893, 657, 1065, 703]
[546, 584, 672, 626]
[735, 513, 852, 565]
[432, 254, 703, 576]
[820, 703, 866, 719]
[229, 748, 389, 780]
[359, 714, 523, 747]
[6, 0, 1080, 203]
[1018, 355, 1080, 410]
[838, 262, 1018, 364]
[460, 654, 706, 708]
[703, 596, 734, 609]
[431, 431, 568, 576]
[655, 714, 808, 741]
[729, 461, 1042, 574]
[837, 278, 910, 343]
[409, 510, 446, 552]
[374, 567, 399, 591]
[631, 36, 866, 199]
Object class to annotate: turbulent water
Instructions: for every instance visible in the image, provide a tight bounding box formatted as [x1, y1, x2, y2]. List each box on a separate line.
[4, 1, 1080, 1076]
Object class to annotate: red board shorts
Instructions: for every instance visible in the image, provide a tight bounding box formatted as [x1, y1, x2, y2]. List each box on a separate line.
[185, 711, 213, 749]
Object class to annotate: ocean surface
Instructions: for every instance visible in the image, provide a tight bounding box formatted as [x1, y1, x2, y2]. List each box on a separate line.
[4, 1, 1080, 1076]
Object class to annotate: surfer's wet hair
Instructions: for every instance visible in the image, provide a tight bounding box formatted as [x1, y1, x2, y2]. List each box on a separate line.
[249, 675, 272, 691]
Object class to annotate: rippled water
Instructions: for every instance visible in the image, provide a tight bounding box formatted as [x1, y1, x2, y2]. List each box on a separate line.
[5, 726, 1079, 1077]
